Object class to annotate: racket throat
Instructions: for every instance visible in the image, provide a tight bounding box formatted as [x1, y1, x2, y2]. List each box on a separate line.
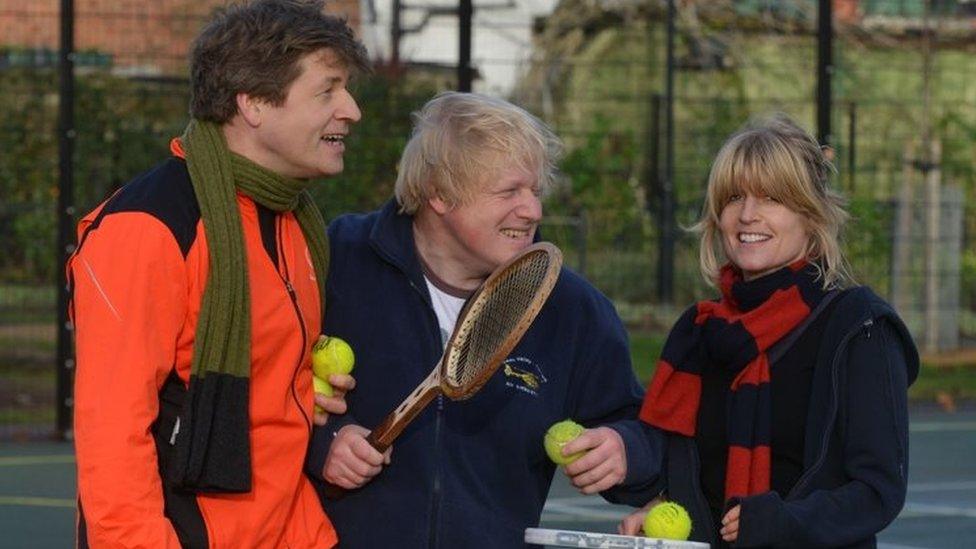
[367, 366, 442, 452]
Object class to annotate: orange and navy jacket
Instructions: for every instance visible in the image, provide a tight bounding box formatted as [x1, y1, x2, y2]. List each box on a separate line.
[68, 154, 336, 548]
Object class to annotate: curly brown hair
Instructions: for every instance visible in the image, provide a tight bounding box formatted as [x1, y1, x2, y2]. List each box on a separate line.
[189, 0, 370, 123]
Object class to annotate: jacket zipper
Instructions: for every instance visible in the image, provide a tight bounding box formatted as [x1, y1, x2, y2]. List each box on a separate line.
[277, 218, 312, 431]
[430, 394, 444, 549]
[408, 278, 446, 549]
[686, 439, 716, 545]
[785, 318, 873, 500]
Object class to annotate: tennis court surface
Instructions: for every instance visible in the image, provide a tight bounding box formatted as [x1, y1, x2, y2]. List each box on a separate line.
[2, 407, 974, 548]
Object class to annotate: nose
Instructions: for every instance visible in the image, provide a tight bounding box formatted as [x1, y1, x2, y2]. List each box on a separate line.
[738, 195, 759, 223]
[336, 89, 362, 123]
[516, 189, 542, 223]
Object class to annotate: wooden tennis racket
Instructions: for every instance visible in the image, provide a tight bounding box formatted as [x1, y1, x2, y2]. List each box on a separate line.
[365, 241, 563, 452]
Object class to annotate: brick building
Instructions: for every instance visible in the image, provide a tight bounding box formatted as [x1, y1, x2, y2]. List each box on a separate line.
[0, 0, 361, 75]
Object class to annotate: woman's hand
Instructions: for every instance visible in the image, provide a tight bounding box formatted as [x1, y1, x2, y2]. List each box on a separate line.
[720, 504, 740, 542]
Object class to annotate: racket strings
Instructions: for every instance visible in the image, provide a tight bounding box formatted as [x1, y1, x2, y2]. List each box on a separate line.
[446, 250, 555, 388]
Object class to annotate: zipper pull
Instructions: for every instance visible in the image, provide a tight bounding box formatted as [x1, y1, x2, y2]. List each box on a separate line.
[284, 280, 296, 298]
[169, 416, 181, 445]
[863, 318, 874, 339]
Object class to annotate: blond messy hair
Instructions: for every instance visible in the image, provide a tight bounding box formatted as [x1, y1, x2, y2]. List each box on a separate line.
[394, 92, 563, 214]
[694, 114, 854, 289]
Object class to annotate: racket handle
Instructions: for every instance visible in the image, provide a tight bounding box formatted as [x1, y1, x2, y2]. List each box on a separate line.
[365, 415, 397, 453]
[322, 384, 439, 501]
[366, 382, 440, 453]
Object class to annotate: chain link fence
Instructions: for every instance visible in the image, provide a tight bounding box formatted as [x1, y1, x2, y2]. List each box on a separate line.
[2, 0, 975, 436]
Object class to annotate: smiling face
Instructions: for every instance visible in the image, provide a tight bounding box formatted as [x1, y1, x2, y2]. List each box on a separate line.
[429, 166, 542, 282]
[246, 49, 360, 178]
[718, 191, 810, 281]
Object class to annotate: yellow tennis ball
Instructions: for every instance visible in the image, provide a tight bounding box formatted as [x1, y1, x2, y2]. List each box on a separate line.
[312, 335, 355, 380]
[543, 419, 586, 465]
[643, 501, 692, 541]
[312, 375, 333, 413]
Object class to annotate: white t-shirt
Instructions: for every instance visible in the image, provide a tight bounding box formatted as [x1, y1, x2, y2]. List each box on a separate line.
[425, 277, 468, 347]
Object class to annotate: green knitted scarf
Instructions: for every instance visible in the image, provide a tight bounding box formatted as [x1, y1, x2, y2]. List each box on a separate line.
[171, 120, 330, 492]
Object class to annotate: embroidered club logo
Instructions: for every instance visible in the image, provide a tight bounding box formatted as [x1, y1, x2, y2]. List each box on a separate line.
[502, 356, 546, 397]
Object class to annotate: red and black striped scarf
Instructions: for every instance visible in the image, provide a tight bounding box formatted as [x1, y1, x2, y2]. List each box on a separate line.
[639, 260, 827, 501]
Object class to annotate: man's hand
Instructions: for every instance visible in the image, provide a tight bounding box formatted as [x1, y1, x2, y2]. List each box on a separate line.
[313, 373, 355, 426]
[562, 426, 627, 494]
[720, 504, 740, 542]
[617, 498, 661, 536]
[322, 424, 391, 489]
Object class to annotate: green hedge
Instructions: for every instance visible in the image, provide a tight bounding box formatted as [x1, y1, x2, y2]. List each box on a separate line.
[0, 68, 435, 283]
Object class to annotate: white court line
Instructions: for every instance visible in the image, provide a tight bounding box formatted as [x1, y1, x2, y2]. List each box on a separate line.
[545, 497, 620, 507]
[541, 501, 627, 521]
[878, 543, 934, 549]
[0, 496, 75, 508]
[909, 421, 976, 433]
[901, 502, 976, 519]
[908, 480, 976, 492]
[0, 455, 75, 467]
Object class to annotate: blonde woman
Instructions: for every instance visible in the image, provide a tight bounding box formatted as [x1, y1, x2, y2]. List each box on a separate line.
[620, 115, 918, 547]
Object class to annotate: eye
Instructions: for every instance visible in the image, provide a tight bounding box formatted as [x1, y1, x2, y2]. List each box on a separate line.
[727, 194, 742, 203]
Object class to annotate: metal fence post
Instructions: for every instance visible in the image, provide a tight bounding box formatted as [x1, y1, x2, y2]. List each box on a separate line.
[458, 0, 472, 91]
[56, 0, 76, 440]
[576, 210, 587, 277]
[658, 0, 676, 304]
[817, 0, 833, 148]
[847, 101, 856, 191]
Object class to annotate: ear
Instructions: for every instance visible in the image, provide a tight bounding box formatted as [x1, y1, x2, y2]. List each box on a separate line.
[236, 93, 263, 128]
[428, 195, 452, 215]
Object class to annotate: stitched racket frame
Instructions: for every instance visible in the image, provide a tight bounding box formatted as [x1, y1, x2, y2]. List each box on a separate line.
[365, 242, 562, 453]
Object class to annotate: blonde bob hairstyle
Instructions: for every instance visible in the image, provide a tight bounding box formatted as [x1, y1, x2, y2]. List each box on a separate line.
[394, 91, 563, 214]
[694, 114, 853, 289]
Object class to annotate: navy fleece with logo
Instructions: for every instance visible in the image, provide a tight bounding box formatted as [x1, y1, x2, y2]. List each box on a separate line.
[306, 200, 662, 548]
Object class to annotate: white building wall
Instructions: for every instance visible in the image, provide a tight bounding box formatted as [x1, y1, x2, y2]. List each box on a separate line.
[360, 0, 558, 96]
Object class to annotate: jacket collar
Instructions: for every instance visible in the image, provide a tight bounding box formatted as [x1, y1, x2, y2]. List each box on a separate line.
[368, 199, 429, 292]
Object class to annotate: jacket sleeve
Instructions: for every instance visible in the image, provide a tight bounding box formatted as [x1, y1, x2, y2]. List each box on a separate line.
[306, 413, 361, 483]
[72, 212, 187, 548]
[736, 317, 912, 547]
[565, 298, 664, 507]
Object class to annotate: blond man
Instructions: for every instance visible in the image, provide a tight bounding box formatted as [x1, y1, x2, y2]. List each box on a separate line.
[306, 92, 662, 548]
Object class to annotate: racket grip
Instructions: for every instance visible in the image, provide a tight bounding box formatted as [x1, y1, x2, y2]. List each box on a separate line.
[365, 418, 396, 454]
[366, 383, 440, 453]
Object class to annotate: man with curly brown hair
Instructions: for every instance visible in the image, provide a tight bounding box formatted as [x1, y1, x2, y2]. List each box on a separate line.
[69, 2, 368, 547]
